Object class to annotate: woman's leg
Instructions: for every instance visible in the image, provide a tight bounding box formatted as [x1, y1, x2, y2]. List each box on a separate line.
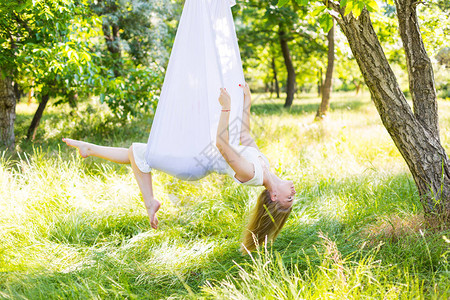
[62, 138, 129, 163]
[128, 145, 160, 229]
[63, 138, 160, 229]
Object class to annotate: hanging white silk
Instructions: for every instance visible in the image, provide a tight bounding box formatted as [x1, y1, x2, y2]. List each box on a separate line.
[144, 0, 244, 180]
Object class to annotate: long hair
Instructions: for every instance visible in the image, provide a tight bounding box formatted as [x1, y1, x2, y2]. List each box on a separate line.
[241, 189, 292, 254]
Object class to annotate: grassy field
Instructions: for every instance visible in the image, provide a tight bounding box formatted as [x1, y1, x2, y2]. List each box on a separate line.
[1, 91, 449, 299]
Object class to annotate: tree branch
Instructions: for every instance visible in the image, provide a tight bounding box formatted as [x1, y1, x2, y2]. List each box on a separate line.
[412, 1, 425, 7]
[13, 12, 32, 34]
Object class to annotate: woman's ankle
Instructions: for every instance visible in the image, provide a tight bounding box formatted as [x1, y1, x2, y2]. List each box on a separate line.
[146, 198, 161, 210]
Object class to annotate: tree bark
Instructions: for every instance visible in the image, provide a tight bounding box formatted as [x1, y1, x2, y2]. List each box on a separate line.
[102, 20, 122, 77]
[279, 29, 296, 108]
[329, 6, 449, 222]
[103, 22, 121, 55]
[316, 23, 335, 120]
[272, 57, 280, 99]
[353, 80, 362, 95]
[318, 68, 323, 97]
[67, 90, 78, 108]
[395, 0, 439, 139]
[13, 81, 22, 103]
[26, 93, 49, 141]
[0, 72, 16, 150]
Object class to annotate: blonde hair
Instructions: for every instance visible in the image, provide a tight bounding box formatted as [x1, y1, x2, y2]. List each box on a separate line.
[241, 189, 292, 254]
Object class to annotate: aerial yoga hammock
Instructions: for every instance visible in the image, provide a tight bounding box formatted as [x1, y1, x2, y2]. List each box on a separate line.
[63, 0, 296, 253]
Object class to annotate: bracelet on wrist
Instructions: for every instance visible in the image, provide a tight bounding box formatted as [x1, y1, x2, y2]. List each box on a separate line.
[221, 109, 231, 112]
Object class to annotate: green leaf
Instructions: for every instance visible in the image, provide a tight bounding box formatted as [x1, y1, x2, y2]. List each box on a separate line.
[365, 0, 379, 12]
[318, 14, 333, 33]
[15, 0, 32, 12]
[344, 1, 354, 16]
[340, 0, 348, 8]
[81, 52, 91, 62]
[352, 1, 365, 18]
[311, 6, 326, 17]
[277, 0, 290, 7]
[299, 0, 309, 6]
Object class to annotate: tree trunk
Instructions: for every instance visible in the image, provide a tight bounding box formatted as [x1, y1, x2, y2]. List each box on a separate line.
[13, 81, 22, 103]
[102, 21, 122, 77]
[279, 29, 296, 108]
[103, 22, 121, 55]
[0, 72, 16, 150]
[27, 93, 49, 141]
[354, 80, 361, 95]
[318, 68, 323, 97]
[329, 5, 449, 222]
[27, 79, 35, 105]
[395, 0, 439, 140]
[316, 23, 335, 120]
[67, 91, 78, 108]
[272, 57, 280, 99]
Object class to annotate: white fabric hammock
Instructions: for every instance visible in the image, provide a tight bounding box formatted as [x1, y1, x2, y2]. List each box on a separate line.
[144, 0, 244, 180]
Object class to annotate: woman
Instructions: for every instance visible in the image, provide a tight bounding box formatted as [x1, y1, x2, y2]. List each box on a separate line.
[63, 84, 295, 252]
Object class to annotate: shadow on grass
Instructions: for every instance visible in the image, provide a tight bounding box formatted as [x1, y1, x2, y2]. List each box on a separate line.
[272, 172, 448, 277]
[2, 153, 447, 298]
[0, 263, 191, 299]
[14, 106, 155, 160]
[3, 213, 447, 299]
[251, 98, 368, 117]
[48, 211, 150, 247]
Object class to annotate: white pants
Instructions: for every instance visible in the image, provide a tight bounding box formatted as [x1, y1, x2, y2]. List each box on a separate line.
[132, 142, 229, 181]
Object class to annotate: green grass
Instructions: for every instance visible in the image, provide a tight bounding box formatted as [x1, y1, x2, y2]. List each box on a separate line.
[1, 92, 449, 299]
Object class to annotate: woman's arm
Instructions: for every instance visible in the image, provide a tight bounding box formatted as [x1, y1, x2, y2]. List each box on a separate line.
[216, 88, 255, 183]
[239, 83, 259, 150]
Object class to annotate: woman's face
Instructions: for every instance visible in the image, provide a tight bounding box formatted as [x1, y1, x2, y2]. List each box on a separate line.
[274, 180, 296, 209]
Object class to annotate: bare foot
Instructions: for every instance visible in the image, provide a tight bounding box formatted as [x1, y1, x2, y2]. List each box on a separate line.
[62, 138, 91, 158]
[146, 199, 161, 230]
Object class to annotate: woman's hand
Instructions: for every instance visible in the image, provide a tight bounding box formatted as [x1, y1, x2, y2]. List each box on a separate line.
[239, 83, 251, 98]
[219, 88, 231, 109]
[239, 83, 251, 109]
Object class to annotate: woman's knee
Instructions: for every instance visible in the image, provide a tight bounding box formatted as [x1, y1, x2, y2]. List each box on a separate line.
[128, 145, 134, 160]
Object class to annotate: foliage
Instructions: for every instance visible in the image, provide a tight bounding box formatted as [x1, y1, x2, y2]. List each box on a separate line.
[88, 0, 181, 119]
[418, 2, 450, 100]
[0, 0, 96, 102]
[277, 0, 449, 97]
[97, 63, 163, 118]
[0, 0, 180, 121]
[279, 0, 378, 18]
[234, 1, 326, 92]
[91, 0, 177, 67]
